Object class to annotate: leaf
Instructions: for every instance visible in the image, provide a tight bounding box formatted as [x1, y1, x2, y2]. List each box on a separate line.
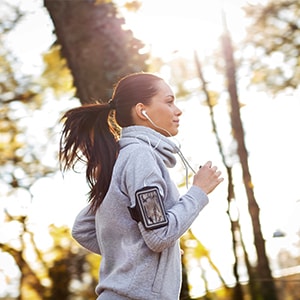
[41, 45, 75, 95]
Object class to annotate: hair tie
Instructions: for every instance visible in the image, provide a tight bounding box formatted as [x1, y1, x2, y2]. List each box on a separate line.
[108, 99, 116, 110]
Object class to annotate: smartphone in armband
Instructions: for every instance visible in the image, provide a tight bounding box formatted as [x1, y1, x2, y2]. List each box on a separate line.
[128, 186, 168, 230]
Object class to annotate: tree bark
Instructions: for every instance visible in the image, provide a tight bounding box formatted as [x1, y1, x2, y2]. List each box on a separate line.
[44, 0, 147, 104]
[221, 15, 278, 300]
[195, 50, 244, 300]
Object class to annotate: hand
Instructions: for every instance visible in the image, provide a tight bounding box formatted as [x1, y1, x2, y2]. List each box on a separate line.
[192, 161, 223, 194]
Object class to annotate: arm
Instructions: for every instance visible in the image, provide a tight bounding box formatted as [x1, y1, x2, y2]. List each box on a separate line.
[123, 148, 210, 252]
[138, 185, 209, 252]
[71, 204, 101, 254]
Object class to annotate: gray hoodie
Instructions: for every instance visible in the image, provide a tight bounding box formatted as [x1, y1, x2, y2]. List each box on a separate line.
[72, 126, 209, 300]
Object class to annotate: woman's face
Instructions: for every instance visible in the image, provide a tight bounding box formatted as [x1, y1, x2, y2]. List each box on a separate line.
[144, 80, 182, 136]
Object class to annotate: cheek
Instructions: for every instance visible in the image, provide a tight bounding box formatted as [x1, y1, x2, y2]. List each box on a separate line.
[159, 110, 172, 123]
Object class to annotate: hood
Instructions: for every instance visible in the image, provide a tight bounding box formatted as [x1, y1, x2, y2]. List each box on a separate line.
[119, 126, 178, 168]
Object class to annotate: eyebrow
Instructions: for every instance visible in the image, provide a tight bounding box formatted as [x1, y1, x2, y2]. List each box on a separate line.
[165, 95, 175, 100]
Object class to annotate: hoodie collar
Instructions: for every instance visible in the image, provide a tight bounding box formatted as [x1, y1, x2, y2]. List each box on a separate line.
[119, 126, 178, 168]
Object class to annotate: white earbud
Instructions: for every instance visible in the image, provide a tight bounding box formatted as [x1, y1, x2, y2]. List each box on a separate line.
[142, 109, 155, 124]
[142, 110, 153, 123]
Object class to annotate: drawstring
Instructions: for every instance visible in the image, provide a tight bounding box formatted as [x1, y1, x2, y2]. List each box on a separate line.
[137, 117, 197, 188]
[135, 134, 196, 189]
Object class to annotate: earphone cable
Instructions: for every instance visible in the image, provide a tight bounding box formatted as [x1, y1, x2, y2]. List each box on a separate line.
[143, 113, 196, 187]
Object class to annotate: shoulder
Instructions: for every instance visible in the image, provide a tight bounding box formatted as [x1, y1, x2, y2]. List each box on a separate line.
[119, 143, 158, 166]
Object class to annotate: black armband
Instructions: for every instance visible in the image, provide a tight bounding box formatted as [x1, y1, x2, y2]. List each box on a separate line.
[128, 186, 168, 230]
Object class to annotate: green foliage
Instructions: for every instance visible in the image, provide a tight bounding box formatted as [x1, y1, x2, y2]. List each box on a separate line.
[0, 0, 150, 297]
[2, 1, 297, 299]
[180, 229, 229, 297]
[44, 0, 150, 103]
[243, 0, 300, 93]
[46, 225, 100, 300]
[1, 211, 99, 300]
[0, 0, 79, 191]
[0, 2, 83, 297]
[0, 6, 42, 189]
[41, 45, 75, 95]
[123, 0, 142, 12]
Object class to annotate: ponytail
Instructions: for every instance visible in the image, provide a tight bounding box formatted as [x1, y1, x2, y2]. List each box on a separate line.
[59, 73, 164, 213]
[59, 103, 119, 213]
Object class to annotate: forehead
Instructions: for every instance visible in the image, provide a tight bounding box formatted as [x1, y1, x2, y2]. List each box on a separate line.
[155, 80, 174, 96]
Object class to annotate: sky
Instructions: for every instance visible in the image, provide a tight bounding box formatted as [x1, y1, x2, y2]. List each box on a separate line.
[1, 0, 300, 298]
[119, 0, 248, 58]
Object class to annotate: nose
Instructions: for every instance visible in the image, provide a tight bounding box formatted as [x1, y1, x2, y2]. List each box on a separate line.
[175, 105, 182, 116]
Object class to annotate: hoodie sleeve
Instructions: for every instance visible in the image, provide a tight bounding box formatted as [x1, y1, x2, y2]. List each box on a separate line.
[123, 146, 209, 253]
[71, 204, 101, 255]
[138, 186, 208, 252]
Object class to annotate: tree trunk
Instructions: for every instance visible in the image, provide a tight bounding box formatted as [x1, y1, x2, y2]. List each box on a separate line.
[44, 0, 148, 104]
[194, 50, 244, 300]
[221, 15, 278, 300]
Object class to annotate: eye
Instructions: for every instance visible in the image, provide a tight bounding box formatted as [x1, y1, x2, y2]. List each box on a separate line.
[165, 95, 175, 106]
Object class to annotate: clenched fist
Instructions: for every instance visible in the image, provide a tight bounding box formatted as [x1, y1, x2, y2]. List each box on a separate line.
[192, 161, 224, 194]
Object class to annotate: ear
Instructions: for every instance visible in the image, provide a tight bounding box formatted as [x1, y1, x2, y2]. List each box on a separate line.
[134, 103, 147, 120]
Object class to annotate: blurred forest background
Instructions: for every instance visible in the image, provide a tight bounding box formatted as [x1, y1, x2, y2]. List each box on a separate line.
[0, 0, 300, 299]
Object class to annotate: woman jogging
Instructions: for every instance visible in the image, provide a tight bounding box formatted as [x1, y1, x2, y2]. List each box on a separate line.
[59, 72, 223, 300]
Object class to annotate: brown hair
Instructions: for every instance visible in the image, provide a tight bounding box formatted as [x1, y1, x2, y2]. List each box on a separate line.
[59, 72, 164, 212]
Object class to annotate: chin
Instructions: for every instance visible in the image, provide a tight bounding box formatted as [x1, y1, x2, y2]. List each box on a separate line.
[169, 129, 178, 136]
